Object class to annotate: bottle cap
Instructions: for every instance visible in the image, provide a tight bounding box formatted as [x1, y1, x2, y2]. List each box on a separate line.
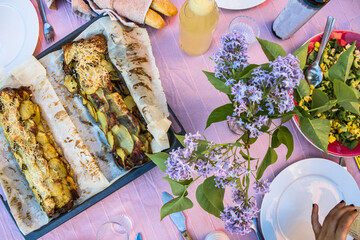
[204, 231, 230, 240]
[189, 0, 214, 16]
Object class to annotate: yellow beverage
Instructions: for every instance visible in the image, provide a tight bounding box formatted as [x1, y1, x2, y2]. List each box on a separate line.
[179, 0, 219, 56]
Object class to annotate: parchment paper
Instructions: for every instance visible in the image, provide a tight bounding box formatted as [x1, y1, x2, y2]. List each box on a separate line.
[39, 16, 171, 181]
[0, 57, 109, 234]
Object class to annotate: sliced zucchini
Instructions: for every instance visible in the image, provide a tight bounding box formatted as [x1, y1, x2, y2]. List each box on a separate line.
[111, 124, 134, 154]
[19, 100, 35, 120]
[82, 97, 88, 106]
[110, 71, 120, 81]
[86, 102, 97, 122]
[106, 131, 115, 151]
[100, 59, 115, 72]
[97, 111, 108, 133]
[138, 135, 150, 153]
[89, 88, 109, 112]
[64, 75, 78, 93]
[115, 147, 127, 163]
[124, 95, 136, 111]
[48, 158, 68, 178]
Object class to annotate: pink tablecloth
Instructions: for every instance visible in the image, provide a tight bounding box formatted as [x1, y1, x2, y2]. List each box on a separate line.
[1, 0, 360, 239]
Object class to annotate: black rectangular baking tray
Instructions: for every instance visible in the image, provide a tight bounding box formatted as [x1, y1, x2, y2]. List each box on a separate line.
[0, 15, 185, 240]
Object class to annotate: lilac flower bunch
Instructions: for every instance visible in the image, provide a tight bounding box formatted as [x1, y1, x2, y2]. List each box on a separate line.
[213, 31, 249, 86]
[154, 31, 308, 235]
[165, 132, 270, 235]
[224, 48, 304, 138]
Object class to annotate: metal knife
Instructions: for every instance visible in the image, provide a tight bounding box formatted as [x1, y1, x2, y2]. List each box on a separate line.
[162, 192, 192, 240]
[339, 157, 348, 171]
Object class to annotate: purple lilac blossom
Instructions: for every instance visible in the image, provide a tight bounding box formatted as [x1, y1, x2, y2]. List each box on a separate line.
[221, 201, 259, 235]
[254, 179, 271, 194]
[227, 54, 303, 138]
[213, 31, 249, 82]
[166, 132, 202, 181]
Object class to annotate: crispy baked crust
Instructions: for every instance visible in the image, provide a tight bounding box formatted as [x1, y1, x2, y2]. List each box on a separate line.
[0, 87, 79, 216]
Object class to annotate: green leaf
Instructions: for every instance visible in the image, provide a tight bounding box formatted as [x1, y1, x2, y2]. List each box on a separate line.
[239, 150, 255, 160]
[333, 79, 360, 115]
[257, 37, 286, 61]
[206, 104, 234, 129]
[195, 140, 209, 154]
[271, 129, 281, 148]
[160, 196, 193, 220]
[203, 177, 225, 211]
[196, 183, 222, 218]
[344, 140, 359, 150]
[240, 133, 258, 144]
[203, 71, 231, 94]
[277, 126, 294, 159]
[175, 134, 185, 147]
[234, 64, 259, 80]
[296, 79, 311, 98]
[298, 117, 331, 153]
[256, 147, 278, 179]
[281, 114, 293, 124]
[163, 177, 192, 196]
[328, 42, 356, 82]
[146, 152, 169, 173]
[293, 42, 310, 70]
[311, 89, 332, 115]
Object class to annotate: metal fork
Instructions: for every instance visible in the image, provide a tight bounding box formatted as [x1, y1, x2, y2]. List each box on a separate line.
[37, 0, 54, 43]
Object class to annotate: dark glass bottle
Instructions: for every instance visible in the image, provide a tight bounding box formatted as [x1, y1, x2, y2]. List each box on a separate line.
[272, 0, 331, 40]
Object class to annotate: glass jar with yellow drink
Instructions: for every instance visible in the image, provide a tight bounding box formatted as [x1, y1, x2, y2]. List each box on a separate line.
[179, 0, 219, 56]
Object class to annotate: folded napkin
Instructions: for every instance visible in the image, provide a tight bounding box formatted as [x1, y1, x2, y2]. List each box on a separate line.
[46, 0, 152, 27]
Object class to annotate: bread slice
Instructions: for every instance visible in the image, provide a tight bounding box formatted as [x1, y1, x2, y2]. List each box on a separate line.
[150, 0, 178, 16]
[145, 9, 166, 29]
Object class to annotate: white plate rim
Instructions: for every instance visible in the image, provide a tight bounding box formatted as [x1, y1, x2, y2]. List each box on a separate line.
[260, 158, 360, 240]
[215, 0, 266, 10]
[0, 0, 39, 74]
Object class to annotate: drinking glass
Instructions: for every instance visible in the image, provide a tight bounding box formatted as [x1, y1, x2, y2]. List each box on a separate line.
[228, 16, 260, 45]
[96, 215, 132, 240]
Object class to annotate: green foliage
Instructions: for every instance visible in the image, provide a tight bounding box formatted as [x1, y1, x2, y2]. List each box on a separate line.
[296, 79, 311, 98]
[160, 197, 193, 220]
[163, 176, 192, 196]
[203, 71, 231, 94]
[206, 104, 234, 129]
[293, 42, 310, 70]
[146, 152, 169, 173]
[234, 64, 260, 79]
[175, 134, 185, 147]
[196, 177, 225, 218]
[311, 89, 333, 115]
[298, 117, 331, 153]
[333, 79, 360, 115]
[328, 42, 356, 82]
[271, 126, 294, 159]
[257, 37, 286, 61]
[257, 147, 278, 179]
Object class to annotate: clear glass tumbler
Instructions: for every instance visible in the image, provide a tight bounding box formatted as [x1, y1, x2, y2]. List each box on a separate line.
[228, 16, 260, 45]
[96, 215, 132, 240]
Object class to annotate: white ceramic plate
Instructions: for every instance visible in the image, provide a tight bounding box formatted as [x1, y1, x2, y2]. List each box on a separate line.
[260, 158, 360, 240]
[215, 0, 266, 10]
[0, 0, 39, 74]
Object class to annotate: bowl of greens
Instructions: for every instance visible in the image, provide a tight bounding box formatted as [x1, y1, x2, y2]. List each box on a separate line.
[293, 31, 360, 156]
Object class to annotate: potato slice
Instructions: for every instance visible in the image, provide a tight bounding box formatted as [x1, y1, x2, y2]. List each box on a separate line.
[86, 102, 97, 122]
[19, 100, 35, 120]
[106, 131, 115, 151]
[64, 75, 78, 93]
[32, 105, 41, 125]
[36, 132, 49, 145]
[111, 124, 134, 154]
[48, 158, 68, 178]
[82, 96, 88, 105]
[42, 143, 58, 160]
